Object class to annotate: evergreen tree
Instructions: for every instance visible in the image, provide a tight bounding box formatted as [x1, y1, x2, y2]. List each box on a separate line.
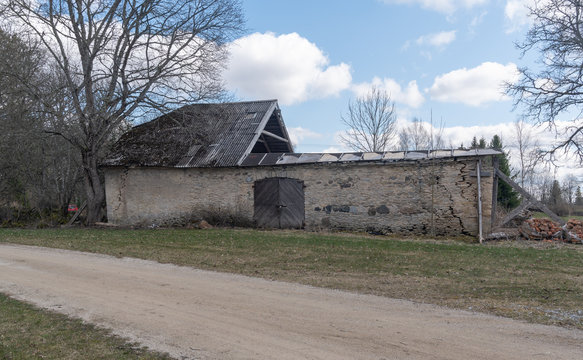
[489, 135, 520, 209]
[575, 186, 583, 206]
[548, 179, 567, 215]
[549, 180, 563, 206]
[478, 137, 487, 149]
[470, 136, 479, 149]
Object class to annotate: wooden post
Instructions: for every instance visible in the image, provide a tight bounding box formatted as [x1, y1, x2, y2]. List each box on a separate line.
[477, 159, 483, 244]
[491, 156, 499, 227]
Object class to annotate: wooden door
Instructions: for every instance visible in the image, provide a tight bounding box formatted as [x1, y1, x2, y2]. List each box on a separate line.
[254, 178, 304, 229]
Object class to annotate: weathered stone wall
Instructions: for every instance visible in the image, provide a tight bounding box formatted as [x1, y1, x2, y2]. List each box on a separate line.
[104, 157, 493, 236]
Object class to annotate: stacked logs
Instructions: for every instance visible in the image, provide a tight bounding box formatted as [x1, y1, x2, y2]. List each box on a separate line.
[519, 218, 583, 244]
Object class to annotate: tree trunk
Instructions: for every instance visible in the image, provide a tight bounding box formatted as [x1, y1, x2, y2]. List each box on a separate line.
[81, 149, 105, 225]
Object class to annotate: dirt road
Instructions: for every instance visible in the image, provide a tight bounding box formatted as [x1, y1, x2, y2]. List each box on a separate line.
[0, 244, 581, 359]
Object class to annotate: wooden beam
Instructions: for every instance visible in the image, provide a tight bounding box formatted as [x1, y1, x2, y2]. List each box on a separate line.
[261, 135, 271, 152]
[495, 169, 565, 226]
[470, 171, 491, 177]
[261, 130, 289, 143]
[477, 159, 483, 243]
[497, 200, 531, 228]
[491, 156, 499, 227]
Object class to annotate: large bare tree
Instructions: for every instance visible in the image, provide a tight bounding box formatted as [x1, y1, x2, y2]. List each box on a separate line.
[3, 0, 243, 223]
[340, 87, 397, 152]
[508, 0, 583, 162]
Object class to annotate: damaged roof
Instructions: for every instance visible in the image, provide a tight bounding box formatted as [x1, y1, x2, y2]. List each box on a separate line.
[240, 149, 502, 167]
[103, 100, 294, 168]
[104, 99, 501, 169]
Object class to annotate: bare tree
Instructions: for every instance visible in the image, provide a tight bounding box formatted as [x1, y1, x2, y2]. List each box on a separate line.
[513, 119, 542, 191]
[507, 0, 583, 162]
[562, 174, 579, 205]
[340, 87, 398, 152]
[0, 29, 83, 217]
[397, 117, 444, 151]
[3, 0, 244, 223]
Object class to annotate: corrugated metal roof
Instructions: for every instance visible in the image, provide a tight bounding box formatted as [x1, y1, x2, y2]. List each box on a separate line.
[240, 149, 501, 167]
[103, 100, 294, 168]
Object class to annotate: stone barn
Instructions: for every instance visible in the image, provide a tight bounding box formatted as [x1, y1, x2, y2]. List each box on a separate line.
[103, 100, 499, 237]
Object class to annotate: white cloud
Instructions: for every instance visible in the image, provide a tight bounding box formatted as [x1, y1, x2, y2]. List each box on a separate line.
[428, 62, 520, 106]
[416, 31, 457, 47]
[287, 127, 323, 148]
[442, 120, 583, 181]
[504, 0, 534, 32]
[313, 118, 582, 181]
[352, 77, 425, 108]
[224, 32, 352, 105]
[381, 0, 489, 14]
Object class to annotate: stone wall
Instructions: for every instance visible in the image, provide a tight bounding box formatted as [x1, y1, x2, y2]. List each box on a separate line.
[104, 157, 494, 236]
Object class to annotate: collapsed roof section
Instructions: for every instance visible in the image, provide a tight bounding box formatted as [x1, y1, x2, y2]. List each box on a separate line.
[103, 100, 294, 168]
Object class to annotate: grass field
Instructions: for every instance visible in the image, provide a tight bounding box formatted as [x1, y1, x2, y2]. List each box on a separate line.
[0, 293, 170, 359]
[532, 211, 583, 221]
[1, 228, 582, 332]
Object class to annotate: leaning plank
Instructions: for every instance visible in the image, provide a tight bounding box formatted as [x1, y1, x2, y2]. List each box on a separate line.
[495, 169, 565, 226]
[65, 201, 87, 227]
[496, 200, 531, 228]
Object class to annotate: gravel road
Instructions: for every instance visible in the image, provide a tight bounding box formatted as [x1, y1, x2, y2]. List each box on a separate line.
[0, 244, 581, 359]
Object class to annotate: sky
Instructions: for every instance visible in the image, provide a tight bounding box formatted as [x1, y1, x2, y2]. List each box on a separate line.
[222, 0, 582, 181]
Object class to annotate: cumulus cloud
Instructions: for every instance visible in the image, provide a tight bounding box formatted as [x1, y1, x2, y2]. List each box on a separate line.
[504, 0, 534, 32]
[442, 120, 583, 180]
[352, 77, 425, 108]
[416, 31, 457, 47]
[315, 119, 581, 180]
[224, 32, 352, 105]
[287, 127, 323, 148]
[380, 0, 488, 14]
[428, 62, 519, 106]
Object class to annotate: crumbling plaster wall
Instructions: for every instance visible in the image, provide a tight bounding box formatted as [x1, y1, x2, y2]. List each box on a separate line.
[104, 157, 493, 236]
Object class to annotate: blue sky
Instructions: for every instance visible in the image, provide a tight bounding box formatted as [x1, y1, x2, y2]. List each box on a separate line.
[226, 1, 520, 145]
[223, 0, 580, 179]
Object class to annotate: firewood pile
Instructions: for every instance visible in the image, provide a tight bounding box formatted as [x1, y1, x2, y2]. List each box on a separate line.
[518, 218, 583, 244]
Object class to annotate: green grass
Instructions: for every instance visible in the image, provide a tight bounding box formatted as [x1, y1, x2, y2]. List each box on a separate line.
[0, 293, 171, 360]
[532, 211, 583, 221]
[1, 228, 582, 331]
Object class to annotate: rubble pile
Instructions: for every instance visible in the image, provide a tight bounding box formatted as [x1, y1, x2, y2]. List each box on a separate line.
[518, 218, 583, 244]
[519, 219, 563, 241]
[564, 219, 583, 244]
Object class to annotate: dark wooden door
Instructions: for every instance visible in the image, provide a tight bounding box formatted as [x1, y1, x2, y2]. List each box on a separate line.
[254, 178, 304, 229]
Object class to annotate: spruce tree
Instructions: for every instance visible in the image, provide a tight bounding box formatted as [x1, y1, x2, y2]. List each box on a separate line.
[576, 186, 583, 206]
[470, 136, 479, 149]
[489, 135, 520, 209]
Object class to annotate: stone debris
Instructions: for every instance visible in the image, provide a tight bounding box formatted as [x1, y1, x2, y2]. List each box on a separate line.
[518, 218, 582, 244]
[187, 219, 213, 229]
[563, 219, 583, 244]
